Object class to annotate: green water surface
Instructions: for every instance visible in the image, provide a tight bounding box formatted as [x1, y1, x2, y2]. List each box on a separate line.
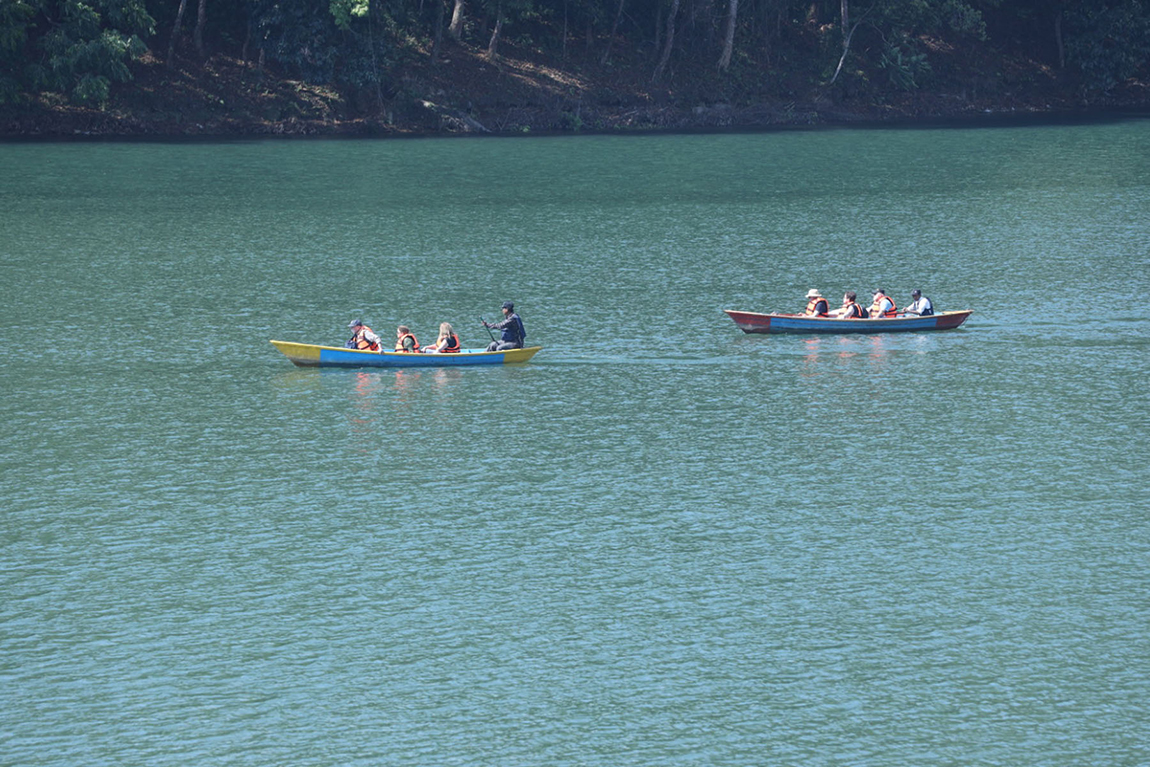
[2, 122, 1148, 766]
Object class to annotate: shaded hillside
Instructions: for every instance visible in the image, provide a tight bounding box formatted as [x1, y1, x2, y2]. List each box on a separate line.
[3, 32, 1148, 138]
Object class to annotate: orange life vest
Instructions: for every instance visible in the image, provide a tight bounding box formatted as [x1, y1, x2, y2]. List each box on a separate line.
[352, 326, 380, 351]
[442, 333, 461, 353]
[870, 295, 897, 318]
[805, 297, 830, 317]
[845, 301, 866, 318]
[395, 332, 420, 352]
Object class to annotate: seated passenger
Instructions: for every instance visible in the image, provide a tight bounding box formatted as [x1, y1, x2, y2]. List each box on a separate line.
[395, 325, 420, 353]
[804, 289, 830, 317]
[829, 291, 867, 318]
[425, 322, 462, 353]
[868, 289, 897, 318]
[345, 319, 382, 351]
[901, 289, 934, 316]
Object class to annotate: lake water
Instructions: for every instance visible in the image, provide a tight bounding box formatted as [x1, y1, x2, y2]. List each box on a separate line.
[2, 121, 1148, 766]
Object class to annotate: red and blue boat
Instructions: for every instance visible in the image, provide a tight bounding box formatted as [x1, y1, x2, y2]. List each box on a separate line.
[270, 340, 542, 368]
[724, 309, 972, 335]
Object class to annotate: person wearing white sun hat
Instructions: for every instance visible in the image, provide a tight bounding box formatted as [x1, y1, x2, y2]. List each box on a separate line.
[803, 289, 829, 317]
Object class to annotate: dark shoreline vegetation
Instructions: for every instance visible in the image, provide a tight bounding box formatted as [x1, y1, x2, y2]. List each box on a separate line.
[3, 1, 1149, 139]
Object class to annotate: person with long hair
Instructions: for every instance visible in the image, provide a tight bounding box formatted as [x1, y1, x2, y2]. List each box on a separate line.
[425, 322, 461, 353]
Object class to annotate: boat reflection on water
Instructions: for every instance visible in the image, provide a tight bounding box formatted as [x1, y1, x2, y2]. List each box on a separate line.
[346, 367, 468, 436]
[798, 334, 897, 377]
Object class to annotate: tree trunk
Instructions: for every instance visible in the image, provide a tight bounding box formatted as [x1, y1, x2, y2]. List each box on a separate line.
[840, 0, 848, 43]
[449, 0, 465, 40]
[193, 0, 207, 57]
[167, 0, 188, 64]
[562, 0, 568, 59]
[486, 1, 503, 58]
[718, 0, 738, 70]
[1054, 10, 1065, 69]
[431, 0, 446, 63]
[601, 0, 625, 64]
[828, 15, 859, 84]
[654, 6, 661, 54]
[652, 0, 680, 81]
[829, 0, 864, 85]
[368, 0, 383, 110]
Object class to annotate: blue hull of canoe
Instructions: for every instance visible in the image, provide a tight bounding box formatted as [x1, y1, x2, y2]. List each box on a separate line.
[270, 340, 542, 368]
[724, 309, 972, 335]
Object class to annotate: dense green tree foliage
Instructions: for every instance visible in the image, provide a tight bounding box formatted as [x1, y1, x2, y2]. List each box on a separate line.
[2, 0, 1148, 106]
[2, 0, 153, 104]
[1064, 0, 1150, 90]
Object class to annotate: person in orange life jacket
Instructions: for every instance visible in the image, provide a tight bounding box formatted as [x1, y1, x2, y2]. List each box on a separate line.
[425, 322, 461, 353]
[829, 291, 867, 318]
[345, 319, 382, 351]
[900, 289, 934, 316]
[482, 301, 526, 351]
[868, 289, 897, 318]
[395, 325, 420, 352]
[804, 289, 830, 317]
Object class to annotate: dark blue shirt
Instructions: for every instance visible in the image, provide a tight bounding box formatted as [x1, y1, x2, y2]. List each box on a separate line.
[489, 313, 525, 346]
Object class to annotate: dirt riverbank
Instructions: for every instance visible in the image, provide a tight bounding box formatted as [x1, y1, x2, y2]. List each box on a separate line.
[3, 38, 1148, 139]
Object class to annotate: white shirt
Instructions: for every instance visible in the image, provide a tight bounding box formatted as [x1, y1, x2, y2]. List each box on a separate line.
[904, 296, 933, 315]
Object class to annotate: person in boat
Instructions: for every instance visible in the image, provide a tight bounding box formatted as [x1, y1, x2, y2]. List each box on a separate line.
[901, 289, 934, 316]
[868, 289, 898, 318]
[482, 301, 526, 351]
[395, 325, 420, 353]
[424, 322, 462, 353]
[803, 289, 830, 317]
[829, 291, 867, 319]
[346, 319, 383, 351]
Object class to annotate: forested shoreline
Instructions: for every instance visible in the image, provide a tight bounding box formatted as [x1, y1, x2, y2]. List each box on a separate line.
[2, 0, 1149, 137]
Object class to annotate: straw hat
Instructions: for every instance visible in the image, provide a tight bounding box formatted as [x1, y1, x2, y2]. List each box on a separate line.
[806, 289, 822, 298]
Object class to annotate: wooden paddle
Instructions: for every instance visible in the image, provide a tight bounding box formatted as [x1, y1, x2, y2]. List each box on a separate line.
[479, 317, 496, 344]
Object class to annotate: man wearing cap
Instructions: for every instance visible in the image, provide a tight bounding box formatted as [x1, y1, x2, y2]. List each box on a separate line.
[901, 289, 934, 316]
[803, 289, 830, 317]
[345, 319, 382, 351]
[482, 301, 526, 351]
[868, 289, 897, 318]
